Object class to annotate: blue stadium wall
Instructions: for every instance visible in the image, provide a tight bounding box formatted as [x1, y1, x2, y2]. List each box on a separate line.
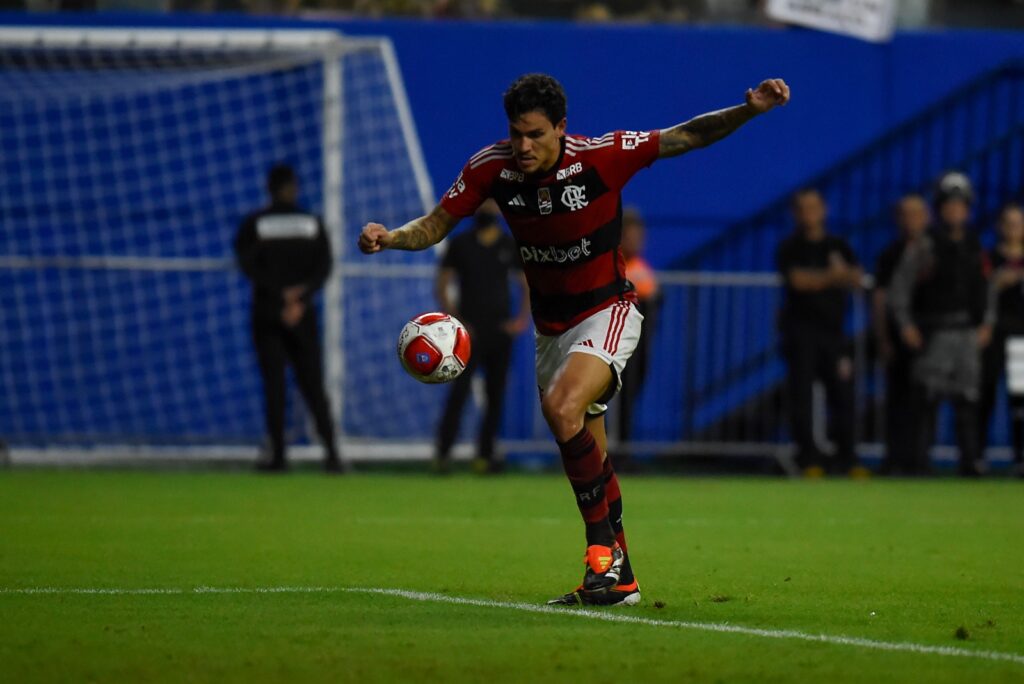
[4, 13, 1024, 265]
[4, 12, 1024, 452]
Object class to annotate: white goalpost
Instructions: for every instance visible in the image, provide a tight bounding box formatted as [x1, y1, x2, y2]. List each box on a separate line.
[0, 26, 441, 463]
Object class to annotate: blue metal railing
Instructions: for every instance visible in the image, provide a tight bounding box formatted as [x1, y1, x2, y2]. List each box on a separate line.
[669, 63, 1024, 444]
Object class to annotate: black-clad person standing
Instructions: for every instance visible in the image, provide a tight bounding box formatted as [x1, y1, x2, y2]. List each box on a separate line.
[434, 201, 530, 474]
[234, 164, 342, 473]
[776, 188, 867, 477]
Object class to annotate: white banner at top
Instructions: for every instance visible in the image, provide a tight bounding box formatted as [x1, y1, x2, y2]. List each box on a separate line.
[766, 0, 897, 43]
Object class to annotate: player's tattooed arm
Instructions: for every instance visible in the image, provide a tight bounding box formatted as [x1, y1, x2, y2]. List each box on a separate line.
[659, 104, 757, 158]
[358, 205, 459, 253]
[658, 78, 790, 159]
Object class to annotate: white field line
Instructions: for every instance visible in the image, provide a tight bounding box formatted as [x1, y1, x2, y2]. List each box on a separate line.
[1, 585, 1022, 666]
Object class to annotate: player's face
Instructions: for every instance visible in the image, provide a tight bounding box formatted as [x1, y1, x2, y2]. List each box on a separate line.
[509, 111, 566, 174]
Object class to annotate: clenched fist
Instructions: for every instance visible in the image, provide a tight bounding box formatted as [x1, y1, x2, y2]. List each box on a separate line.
[358, 223, 393, 254]
[746, 79, 790, 113]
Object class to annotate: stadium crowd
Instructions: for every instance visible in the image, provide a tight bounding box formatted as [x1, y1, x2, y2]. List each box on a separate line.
[778, 171, 1024, 479]
[11, 0, 1024, 32]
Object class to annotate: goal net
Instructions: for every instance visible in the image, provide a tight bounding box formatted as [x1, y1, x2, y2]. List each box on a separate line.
[0, 27, 439, 459]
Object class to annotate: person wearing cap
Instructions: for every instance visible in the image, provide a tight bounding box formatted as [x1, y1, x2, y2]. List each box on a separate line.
[888, 171, 993, 476]
[433, 200, 531, 474]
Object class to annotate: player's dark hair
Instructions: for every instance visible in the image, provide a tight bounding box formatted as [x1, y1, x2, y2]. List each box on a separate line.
[267, 163, 297, 197]
[503, 73, 567, 125]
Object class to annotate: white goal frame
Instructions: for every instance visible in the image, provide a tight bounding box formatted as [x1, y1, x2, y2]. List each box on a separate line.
[0, 26, 436, 464]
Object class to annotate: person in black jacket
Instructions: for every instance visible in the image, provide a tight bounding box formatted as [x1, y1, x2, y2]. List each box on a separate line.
[776, 188, 866, 477]
[889, 172, 993, 477]
[234, 164, 342, 473]
[873, 194, 930, 474]
[434, 201, 530, 474]
[979, 203, 1024, 476]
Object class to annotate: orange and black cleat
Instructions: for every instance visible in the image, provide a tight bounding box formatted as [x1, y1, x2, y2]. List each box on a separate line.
[581, 542, 625, 592]
[547, 578, 641, 607]
[547, 543, 640, 606]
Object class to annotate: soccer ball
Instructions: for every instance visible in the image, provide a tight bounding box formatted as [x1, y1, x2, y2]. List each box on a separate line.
[397, 312, 471, 384]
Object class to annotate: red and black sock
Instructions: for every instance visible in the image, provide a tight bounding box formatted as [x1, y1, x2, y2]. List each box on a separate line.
[557, 427, 615, 547]
[603, 457, 635, 585]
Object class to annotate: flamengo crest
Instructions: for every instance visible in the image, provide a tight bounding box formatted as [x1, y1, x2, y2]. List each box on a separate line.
[561, 184, 588, 211]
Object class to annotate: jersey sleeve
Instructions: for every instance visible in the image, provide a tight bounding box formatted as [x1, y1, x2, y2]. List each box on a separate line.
[592, 130, 661, 191]
[439, 156, 497, 220]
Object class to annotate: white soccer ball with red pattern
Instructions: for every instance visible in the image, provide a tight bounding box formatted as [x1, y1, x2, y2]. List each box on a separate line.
[397, 312, 472, 384]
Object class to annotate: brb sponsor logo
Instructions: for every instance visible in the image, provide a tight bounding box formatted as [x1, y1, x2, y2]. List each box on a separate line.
[500, 168, 525, 182]
[556, 162, 583, 180]
[520, 237, 592, 264]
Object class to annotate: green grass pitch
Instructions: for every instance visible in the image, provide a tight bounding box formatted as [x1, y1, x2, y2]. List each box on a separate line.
[1, 469, 1023, 683]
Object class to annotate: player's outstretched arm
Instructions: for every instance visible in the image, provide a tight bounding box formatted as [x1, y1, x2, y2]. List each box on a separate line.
[658, 78, 790, 159]
[358, 204, 459, 254]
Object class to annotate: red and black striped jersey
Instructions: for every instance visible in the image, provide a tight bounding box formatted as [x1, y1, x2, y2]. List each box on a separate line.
[440, 130, 660, 335]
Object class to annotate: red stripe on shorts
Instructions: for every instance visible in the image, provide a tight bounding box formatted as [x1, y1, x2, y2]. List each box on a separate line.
[602, 303, 621, 351]
[604, 302, 628, 355]
[606, 305, 622, 358]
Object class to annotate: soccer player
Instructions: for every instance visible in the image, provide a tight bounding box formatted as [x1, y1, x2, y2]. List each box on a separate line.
[359, 73, 789, 605]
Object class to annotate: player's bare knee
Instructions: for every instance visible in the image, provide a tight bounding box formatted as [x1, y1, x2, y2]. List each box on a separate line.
[541, 392, 584, 441]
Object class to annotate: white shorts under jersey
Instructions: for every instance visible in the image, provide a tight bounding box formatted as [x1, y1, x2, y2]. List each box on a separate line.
[535, 300, 644, 416]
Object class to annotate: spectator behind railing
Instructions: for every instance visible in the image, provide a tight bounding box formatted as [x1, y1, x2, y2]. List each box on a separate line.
[776, 188, 867, 478]
[433, 200, 531, 474]
[873, 194, 930, 475]
[888, 172, 993, 477]
[979, 203, 1024, 478]
[615, 208, 660, 456]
